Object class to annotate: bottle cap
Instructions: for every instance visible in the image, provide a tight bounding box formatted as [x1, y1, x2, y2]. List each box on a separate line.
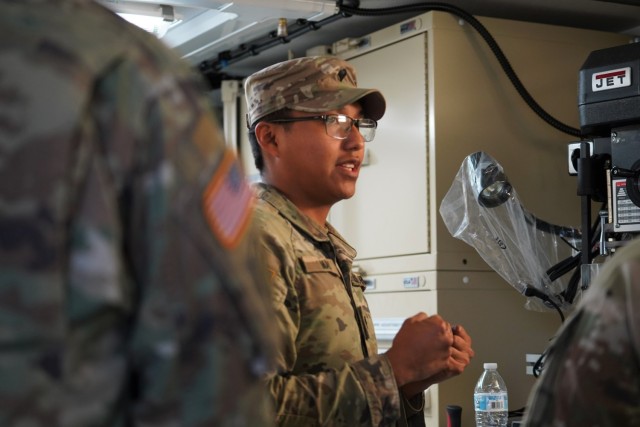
[483, 362, 498, 369]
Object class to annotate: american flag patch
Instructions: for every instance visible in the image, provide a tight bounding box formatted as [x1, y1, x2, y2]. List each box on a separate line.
[202, 150, 254, 248]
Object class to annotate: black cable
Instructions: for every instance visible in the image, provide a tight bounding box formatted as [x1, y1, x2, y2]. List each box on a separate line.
[199, 13, 347, 76]
[559, 201, 604, 302]
[508, 406, 526, 418]
[338, 2, 584, 138]
[560, 234, 581, 252]
[532, 347, 548, 377]
[534, 217, 581, 240]
[560, 264, 582, 304]
[523, 285, 565, 323]
[547, 252, 580, 282]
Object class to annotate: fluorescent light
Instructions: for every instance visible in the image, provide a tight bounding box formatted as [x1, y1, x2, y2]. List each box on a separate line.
[118, 12, 181, 37]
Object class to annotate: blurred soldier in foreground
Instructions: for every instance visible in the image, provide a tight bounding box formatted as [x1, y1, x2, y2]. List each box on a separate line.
[0, 0, 275, 425]
[523, 237, 640, 426]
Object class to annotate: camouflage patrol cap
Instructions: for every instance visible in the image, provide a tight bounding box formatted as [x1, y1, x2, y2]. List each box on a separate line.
[244, 56, 386, 128]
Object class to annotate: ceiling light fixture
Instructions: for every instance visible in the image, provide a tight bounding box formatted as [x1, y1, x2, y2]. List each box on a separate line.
[118, 11, 180, 37]
[99, 1, 182, 38]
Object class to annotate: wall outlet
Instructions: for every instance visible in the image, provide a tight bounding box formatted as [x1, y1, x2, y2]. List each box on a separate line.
[526, 353, 541, 375]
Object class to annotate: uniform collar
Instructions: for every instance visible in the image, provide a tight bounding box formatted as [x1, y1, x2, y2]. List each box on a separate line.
[254, 183, 357, 259]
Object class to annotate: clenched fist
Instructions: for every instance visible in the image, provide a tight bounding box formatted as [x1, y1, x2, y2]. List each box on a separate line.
[385, 312, 474, 397]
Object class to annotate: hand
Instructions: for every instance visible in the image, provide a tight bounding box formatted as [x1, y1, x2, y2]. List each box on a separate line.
[400, 324, 475, 398]
[385, 312, 454, 388]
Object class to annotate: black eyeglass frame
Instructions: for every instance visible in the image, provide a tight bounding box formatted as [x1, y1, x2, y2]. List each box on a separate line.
[267, 114, 378, 142]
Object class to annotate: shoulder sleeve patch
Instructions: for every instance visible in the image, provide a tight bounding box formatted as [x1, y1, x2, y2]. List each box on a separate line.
[202, 150, 254, 249]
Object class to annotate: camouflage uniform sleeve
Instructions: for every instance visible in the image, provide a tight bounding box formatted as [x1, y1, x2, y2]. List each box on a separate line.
[99, 57, 277, 424]
[523, 243, 640, 427]
[254, 207, 401, 426]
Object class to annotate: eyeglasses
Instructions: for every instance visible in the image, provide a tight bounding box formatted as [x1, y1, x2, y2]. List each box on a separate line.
[268, 114, 377, 142]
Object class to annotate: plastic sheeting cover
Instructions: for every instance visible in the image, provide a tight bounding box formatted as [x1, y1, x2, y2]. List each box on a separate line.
[439, 151, 580, 311]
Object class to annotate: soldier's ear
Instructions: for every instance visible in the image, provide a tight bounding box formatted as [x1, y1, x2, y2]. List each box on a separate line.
[255, 121, 279, 155]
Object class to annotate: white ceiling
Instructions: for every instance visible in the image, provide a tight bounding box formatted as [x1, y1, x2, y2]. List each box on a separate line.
[100, 0, 640, 81]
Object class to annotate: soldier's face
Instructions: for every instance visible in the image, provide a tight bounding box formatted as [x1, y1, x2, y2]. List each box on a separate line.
[271, 103, 366, 209]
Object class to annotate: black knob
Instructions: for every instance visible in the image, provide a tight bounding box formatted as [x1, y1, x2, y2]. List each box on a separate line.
[446, 405, 462, 427]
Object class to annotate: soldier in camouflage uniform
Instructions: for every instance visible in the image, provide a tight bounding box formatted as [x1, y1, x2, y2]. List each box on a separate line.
[0, 0, 276, 425]
[523, 237, 640, 426]
[244, 56, 475, 426]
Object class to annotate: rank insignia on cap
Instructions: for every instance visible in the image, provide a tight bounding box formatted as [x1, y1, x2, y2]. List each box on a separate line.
[202, 150, 254, 249]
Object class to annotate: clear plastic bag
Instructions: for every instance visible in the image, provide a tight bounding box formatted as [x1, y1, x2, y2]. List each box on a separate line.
[439, 151, 580, 311]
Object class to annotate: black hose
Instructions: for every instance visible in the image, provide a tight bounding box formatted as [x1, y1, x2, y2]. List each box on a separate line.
[338, 2, 584, 138]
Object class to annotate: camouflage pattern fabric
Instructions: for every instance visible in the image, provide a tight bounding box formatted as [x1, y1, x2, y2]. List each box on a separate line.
[523, 237, 640, 426]
[0, 0, 276, 425]
[243, 56, 386, 128]
[253, 183, 421, 426]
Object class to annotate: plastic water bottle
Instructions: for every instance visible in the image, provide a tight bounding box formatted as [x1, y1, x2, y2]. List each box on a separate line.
[473, 363, 508, 427]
